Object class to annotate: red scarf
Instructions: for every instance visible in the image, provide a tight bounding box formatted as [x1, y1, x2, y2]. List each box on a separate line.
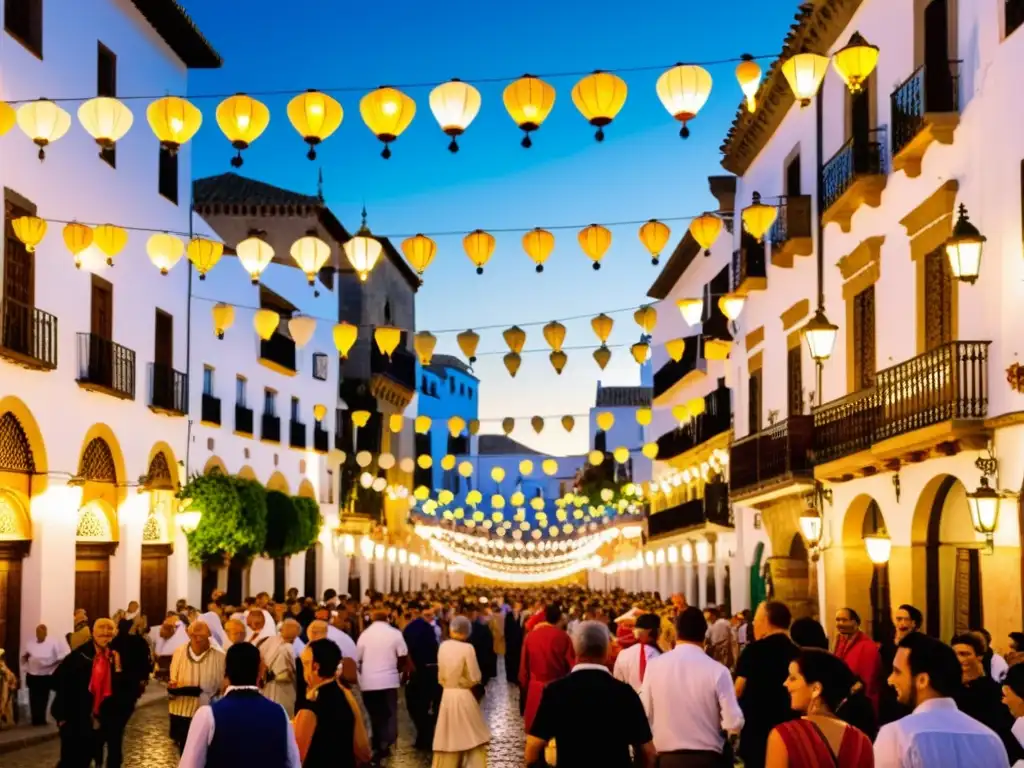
[88, 647, 114, 716]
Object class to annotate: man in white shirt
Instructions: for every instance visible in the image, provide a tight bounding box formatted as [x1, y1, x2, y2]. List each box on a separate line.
[21, 624, 67, 725]
[614, 613, 662, 693]
[329, 612, 359, 659]
[875, 632, 1009, 768]
[356, 607, 409, 762]
[640, 607, 744, 766]
[248, 610, 296, 716]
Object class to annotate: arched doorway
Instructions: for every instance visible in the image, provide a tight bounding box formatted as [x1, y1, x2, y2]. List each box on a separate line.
[840, 495, 892, 642]
[141, 447, 177, 623]
[304, 543, 319, 598]
[74, 432, 123, 624]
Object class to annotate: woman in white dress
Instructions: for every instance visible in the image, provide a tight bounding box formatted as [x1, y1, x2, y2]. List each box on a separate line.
[433, 616, 491, 768]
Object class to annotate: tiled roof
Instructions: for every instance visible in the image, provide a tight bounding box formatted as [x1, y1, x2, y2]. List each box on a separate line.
[595, 386, 653, 408]
[476, 435, 542, 456]
[131, 0, 221, 69]
[426, 354, 477, 379]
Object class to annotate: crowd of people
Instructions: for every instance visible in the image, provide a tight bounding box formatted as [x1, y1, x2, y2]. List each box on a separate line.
[5, 586, 1024, 767]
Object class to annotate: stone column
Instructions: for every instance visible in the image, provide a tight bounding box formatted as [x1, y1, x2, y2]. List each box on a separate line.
[287, 552, 306, 594]
[697, 563, 708, 609]
[167, 523, 200, 608]
[22, 480, 82, 639]
[714, 558, 726, 609]
[249, 557, 274, 597]
[358, 555, 371, 599]
[683, 561, 696, 606]
[109, 491, 147, 615]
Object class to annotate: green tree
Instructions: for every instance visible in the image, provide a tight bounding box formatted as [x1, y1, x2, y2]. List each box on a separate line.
[291, 496, 324, 553]
[264, 490, 298, 558]
[178, 473, 268, 566]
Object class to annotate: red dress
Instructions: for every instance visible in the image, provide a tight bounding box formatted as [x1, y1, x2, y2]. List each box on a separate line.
[518, 623, 575, 733]
[833, 631, 883, 714]
[776, 718, 874, 767]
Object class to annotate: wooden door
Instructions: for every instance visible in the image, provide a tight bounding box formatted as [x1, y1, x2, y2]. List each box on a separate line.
[785, 153, 802, 197]
[154, 309, 173, 367]
[90, 276, 113, 339]
[75, 564, 110, 627]
[924, 0, 954, 111]
[0, 545, 25, 678]
[3, 199, 35, 356]
[140, 545, 169, 622]
[273, 556, 286, 602]
[304, 545, 318, 598]
[924, 248, 953, 351]
[227, 556, 246, 605]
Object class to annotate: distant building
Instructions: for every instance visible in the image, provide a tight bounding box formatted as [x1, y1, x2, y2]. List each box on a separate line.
[416, 354, 479, 490]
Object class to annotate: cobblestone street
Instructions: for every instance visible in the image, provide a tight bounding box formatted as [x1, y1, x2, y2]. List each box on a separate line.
[2, 665, 524, 767]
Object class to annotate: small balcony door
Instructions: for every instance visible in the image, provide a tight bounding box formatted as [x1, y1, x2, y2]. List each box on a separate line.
[154, 309, 174, 406]
[923, 0, 955, 111]
[3, 198, 35, 355]
[89, 277, 114, 386]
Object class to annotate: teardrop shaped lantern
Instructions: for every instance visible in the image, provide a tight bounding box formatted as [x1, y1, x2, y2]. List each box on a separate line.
[351, 410, 371, 428]
[665, 338, 687, 362]
[588, 450, 604, 466]
[415, 415, 432, 434]
[147, 232, 184, 275]
[333, 322, 358, 358]
[428, 78, 482, 152]
[642, 442, 659, 460]
[458, 329, 480, 363]
[781, 51, 830, 107]
[735, 56, 763, 113]
[401, 234, 437, 276]
[502, 417, 515, 435]
[503, 74, 556, 148]
[689, 213, 723, 256]
[17, 99, 72, 160]
[289, 315, 317, 348]
[503, 352, 522, 378]
[290, 232, 332, 285]
[12, 216, 47, 251]
[389, 414, 404, 433]
[0, 101, 16, 136]
[313, 403, 328, 422]
[490, 466, 506, 484]
[503, 325, 527, 354]
[655, 64, 713, 138]
[413, 331, 437, 365]
[236, 234, 275, 284]
[187, 237, 224, 279]
[212, 303, 235, 340]
[63, 222, 94, 269]
[561, 415, 575, 433]
[147, 96, 202, 153]
[688, 397, 707, 417]
[463, 229, 495, 275]
[448, 416, 466, 437]
[549, 350, 567, 374]
[531, 416, 544, 434]
[523, 228, 554, 273]
[542, 459, 558, 476]
[543, 321, 566, 352]
[593, 345, 612, 370]
[614, 447, 630, 464]
[359, 86, 416, 159]
[468, 419, 481, 435]
[742, 192, 778, 243]
[831, 32, 880, 95]
[639, 219, 671, 265]
[78, 97, 133, 149]
[636, 408, 652, 426]
[253, 308, 280, 341]
[440, 454, 456, 471]
[571, 70, 627, 141]
[677, 298, 704, 327]
[374, 326, 402, 358]
[703, 338, 732, 361]
[596, 411, 615, 432]
[634, 305, 657, 334]
[591, 313, 614, 344]
[631, 341, 651, 365]
[287, 89, 344, 160]
[343, 208, 383, 282]
[718, 292, 746, 321]
[215, 93, 270, 167]
[672, 404, 689, 424]
[578, 223, 611, 270]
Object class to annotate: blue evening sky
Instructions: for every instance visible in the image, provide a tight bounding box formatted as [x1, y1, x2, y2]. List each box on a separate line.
[180, 0, 795, 456]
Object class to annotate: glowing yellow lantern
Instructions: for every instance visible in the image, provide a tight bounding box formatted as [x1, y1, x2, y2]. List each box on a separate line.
[414, 486, 431, 501]
[212, 303, 235, 339]
[288, 315, 317, 348]
[665, 338, 686, 362]
[503, 352, 522, 378]
[636, 408, 652, 426]
[441, 454, 456, 471]
[458, 329, 480, 363]
[236, 234, 275, 284]
[463, 229, 495, 275]
[290, 232, 332, 285]
[0, 101, 16, 136]
[596, 412, 614, 432]
[374, 326, 402, 359]
[589, 450, 604, 465]
[437, 489, 453, 505]
[519, 460, 534, 476]
[313, 403, 328, 422]
[642, 442, 659, 460]
[415, 415, 432, 434]
[655, 64, 712, 138]
[502, 418, 515, 435]
[78, 97, 133, 149]
[742, 191, 778, 242]
[677, 298, 704, 327]
[631, 341, 651, 365]
[560, 416, 575, 433]
[639, 219, 671, 265]
[781, 51, 830, 107]
[672, 404, 690, 423]
[531, 416, 544, 434]
[359, 86, 416, 159]
[448, 416, 466, 437]
[417, 454, 432, 470]
[490, 466, 506, 484]
[578, 223, 612, 270]
[503, 74, 556, 148]
[216, 93, 270, 167]
[401, 234, 437, 276]
[389, 414, 404, 433]
[735, 56, 763, 113]
[703, 338, 731, 361]
[428, 78, 481, 152]
[634, 305, 658, 334]
[593, 346, 611, 370]
[147, 96, 202, 153]
[352, 410, 371, 429]
[146, 232, 184, 275]
[503, 326, 527, 354]
[523, 228, 554, 273]
[62, 222, 94, 269]
[413, 331, 436, 365]
[12, 216, 46, 251]
[718, 292, 746, 321]
[343, 209, 383, 281]
[542, 459, 558, 476]
[333, 322, 358, 358]
[549, 350, 567, 375]
[253, 308, 280, 340]
[469, 419, 481, 435]
[688, 397, 707, 417]
[287, 89, 343, 160]
[511, 491, 525, 507]
[186, 237, 223, 279]
[458, 461, 474, 478]
[831, 33, 879, 94]
[538, 321, 565, 353]
[689, 213, 723, 256]
[17, 99, 71, 159]
[571, 70, 627, 141]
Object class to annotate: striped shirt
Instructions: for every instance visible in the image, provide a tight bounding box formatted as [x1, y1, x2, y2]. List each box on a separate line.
[168, 645, 226, 718]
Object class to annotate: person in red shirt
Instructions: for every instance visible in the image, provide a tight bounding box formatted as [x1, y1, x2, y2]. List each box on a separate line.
[519, 605, 575, 733]
[833, 607, 883, 715]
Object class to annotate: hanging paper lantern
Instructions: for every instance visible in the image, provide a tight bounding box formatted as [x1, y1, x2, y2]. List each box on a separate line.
[462, 229, 495, 275]
[490, 466, 506, 483]
[12, 216, 46, 252]
[437, 488, 453, 505]
[519, 460, 534, 475]
[288, 315, 317, 348]
[642, 442, 659, 460]
[636, 408, 652, 426]
[530, 497, 546, 512]
[147, 96, 202, 153]
[290, 232, 331, 285]
[549, 350, 567, 375]
[374, 326, 402, 358]
[571, 70, 627, 141]
[236, 234, 275, 284]
[561, 415, 575, 433]
[413, 485, 430, 501]
[343, 209, 383, 281]
[511, 491, 526, 508]
[665, 338, 687, 363]
[212, 303, 235, 340]
[631, 341, 651, 365]
[677, 298, 704, 327]
[542, 459, 558, 476]
[384, 414, 402, 434]
[735, 56, 763, 113]
[254, 309, 281, 341]
[639, 219, 671, 265]
[356, 451, 373, 468]
[359, 86, 416, 159]
[415, 415, 432, 434]
[531, 416, 544, 434]
[832, 33, 880, 95]
[63, 222, 94, 269]
[522, 228, 554, 273]
[688, 397, 707, 417]
[17, 99, 71, 160]
[578, 223, 612, 270]
[448, 416, 466, 437]
[781, 51, 830, 107]
[718, 292, 746, 321]
[457, 329, 480, 363]
[588, 450, 604, 466]
[468, 419, 481, 435]
[634, 305, 657, 334]
[703, 338, 732, 361]
[655, 64, 713, 138]
[186, 237, 223, 278]
[596, 412, 614, 432]
[503, 326, 527, 354]
[441, 454, 456, 471]
[352, 410, 371, 428]
[333, 322, 358, 358]
[503, 352, 522, 378]
[146, 232, 184, 275]
[417, 454, 433, 470]
[287, 89, 343, 160]
[401, 234, 437, 276]
[614, 447, 630, 464]
[412, 331, 437, 366]
[216, 93, 270, 167]
[742, 191, 778, 242]
[0, 101, 17, 136]
[398, 457, 413, 473]
[77, 96, 133, 148]
[672, 403, 690, 423]
[690, 213, 723, 256]
[312, 403, 328, 422]
[428, 78, 482, 152]
[593, 346, 612, 370]
[588, 313, 612, 344]
[87, 223, 125, 267]
[541, 321, 567, 352]
[503, 74, 556, 148]
[458, 461, 474, 478]
[501, 418, 515, 435]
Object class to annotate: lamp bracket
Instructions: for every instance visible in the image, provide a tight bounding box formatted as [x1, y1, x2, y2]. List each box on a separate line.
[975, 454, 998, 479]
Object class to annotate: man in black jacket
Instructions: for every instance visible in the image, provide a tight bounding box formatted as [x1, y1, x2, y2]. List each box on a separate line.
[51, 618, 135, 768]
[505, 599, 525, 684]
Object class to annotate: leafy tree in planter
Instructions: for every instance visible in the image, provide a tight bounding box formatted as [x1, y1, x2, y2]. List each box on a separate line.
[178, 474, 268, 566]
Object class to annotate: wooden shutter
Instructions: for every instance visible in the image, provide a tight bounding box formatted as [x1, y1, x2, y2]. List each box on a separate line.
[787, 345, 803, 417]
[923, 248, 953, 351]
[748, 370, 762, 435]
[853, 286, 876, 389]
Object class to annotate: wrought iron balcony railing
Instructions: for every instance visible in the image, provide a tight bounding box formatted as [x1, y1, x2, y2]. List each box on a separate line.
[235, 404, 254, 435]
[891, 62, 960, 159]
[655, 386, 731, 461]
[729, 415, 814, 496]
[822, 129, 888, 213]
[201, 393, 222, 425]
[76, 333, 135, 400]
[149, 363, 187, 415]
[313, 424, 329, 453]
[289, 419, 307, 449]
[0, 297, 57, 370]
[769, 195, 813, 249]
[262, 413, 281, 443]
[370, 344, 417, 392]
[732, 237, 767, 294]
[260, 332, 296, 373]
[647, 483, 731, 538]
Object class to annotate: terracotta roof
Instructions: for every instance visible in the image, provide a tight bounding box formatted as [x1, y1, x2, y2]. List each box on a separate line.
[719, 0, 864, 176]
[476, 435, 542, 456]
[130, 0, 221, 69]
[595, 386, 653, 408]
[426, 354, 477, 379]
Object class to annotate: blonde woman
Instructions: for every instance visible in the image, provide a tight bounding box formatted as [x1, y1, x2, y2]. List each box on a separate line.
[433, 616, 490, 767]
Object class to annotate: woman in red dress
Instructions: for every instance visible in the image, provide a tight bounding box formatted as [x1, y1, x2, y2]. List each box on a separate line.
[765, 648, 875, 768]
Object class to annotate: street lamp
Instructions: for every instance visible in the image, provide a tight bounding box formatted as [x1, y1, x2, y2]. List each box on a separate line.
[967, 456, 1002, 554]
[864, 531, 892, 565]
[800, 508, 823, 561]
[945, 203, 986, 285]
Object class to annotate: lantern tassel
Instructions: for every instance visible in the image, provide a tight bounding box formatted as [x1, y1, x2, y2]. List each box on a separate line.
[448, 137, 459, 153]
[306, 144, 317, 161]
[651, 257, 660, 266]
[38, 147, 46, 161]
[593, 262, 601, 270]
[679, 123, 690, 139]
[231, 150, 243, 168]
[381, 144, 392, 160]
[595, 127, 605, 142]
[476, 266, 484, 275]
[199, 273, 206, 280]
[521, 133, 532, 149]
[535, 264, 544, 273]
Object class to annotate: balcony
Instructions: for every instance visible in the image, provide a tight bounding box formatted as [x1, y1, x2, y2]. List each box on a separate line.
[259, 333, 297, 376]
[732, 236, 766, 295]
[729, 415, 814, 501]
[769, 195, 813, 268]
[1010, 0, 1024, 37]
[814, 341, 990, 479]
[313, 424, 329, 453]
[653, 333, 705, 403]
[235, 404, 254, 436]
[201, 394, 222, 426]
[891, 63, 960, 178]
[289, 419, 307, 450]
[655, 386, 732, 461]
[76, 333, 135, 400]
[370, 344, 417, 409]
[149, 363, 187, 416]
[647, 483, 732, 539]
[262, 413, 281, 443]
[0, 297, 57, 370]
[821, 129, 888, 233]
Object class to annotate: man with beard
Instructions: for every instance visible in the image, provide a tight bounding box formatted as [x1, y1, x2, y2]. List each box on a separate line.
[879, 604, 922, 725]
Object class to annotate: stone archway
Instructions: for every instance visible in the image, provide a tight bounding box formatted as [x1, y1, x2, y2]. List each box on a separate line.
[203, 456, 228, 476]
[838, 494, 891, 641]
[75, 500, 118, 624]
[297, 478, 316, 499]
[267, 471, 289, 494]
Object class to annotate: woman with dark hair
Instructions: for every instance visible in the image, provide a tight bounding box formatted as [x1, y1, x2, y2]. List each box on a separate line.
[765, 648, 875, 767]
[790, 617, 829, 650]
